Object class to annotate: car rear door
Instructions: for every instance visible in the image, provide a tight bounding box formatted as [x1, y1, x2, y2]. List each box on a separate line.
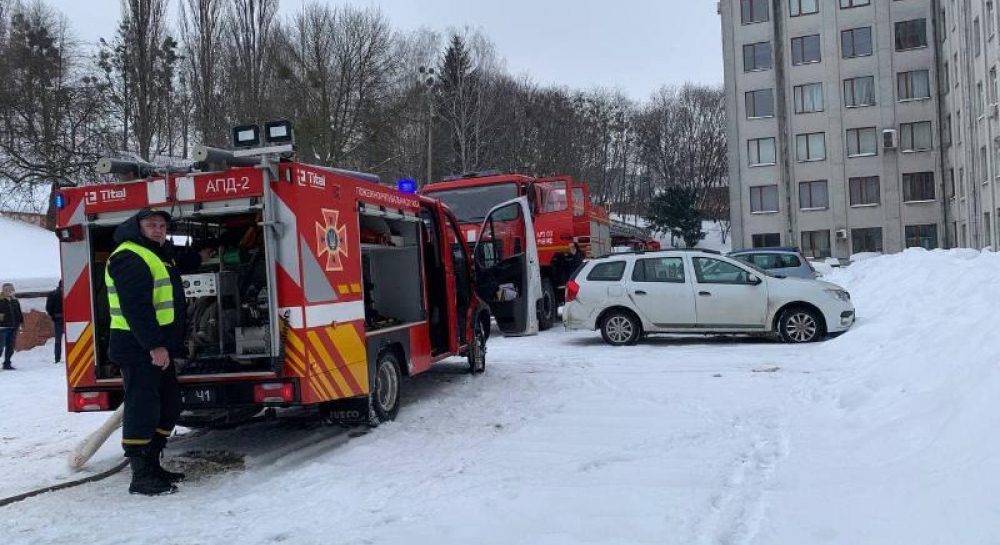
[473, 197, 542, 336]
[625, 255, 697, 328]
[690, 255, 768, 328]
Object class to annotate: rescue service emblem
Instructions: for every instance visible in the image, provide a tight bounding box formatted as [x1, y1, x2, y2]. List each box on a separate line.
[315, 209, 349, 271]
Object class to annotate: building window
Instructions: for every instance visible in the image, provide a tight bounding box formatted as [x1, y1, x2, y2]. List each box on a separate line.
[988, 2, 996, 37]
[944, 115, 952, 147]
[941, 8, 948, 41]
[796, 132, 826, 162]
[897, 70, 931, 100]
[745, 89, 774, 118]
[741, 0, 769, 24]
[957, 111, 962, 143]
[842, 27, 872, 58]
[975, 17, 982, 57]
[982, 146, 989, 182]
[844, 76, 876, 107]
[747, 137, 776, 166]
[985, 213, 993, 247]
[942, 62, 950, 92]
[849, 176, 880, 206]
[991, 67, 998, 103]
[948, 168, 956, 198]
[743, 42, 772, 72]
[789, 0, 819, 17]
[801, 230, 831, 259]
[791, 35, 822, 65]
[900, 122, 933, 152]
[954, 53, 960, 87]
[793, 83, 824, 113]
[750, 185, 779, 213]
[799, 180, 829, 210]
[959, 167, 965, 197]
[895, 19, 927, 51]
[905, 224, 938, 249]
[846, 127, 878, 157]
[902, 172, 936, 202]
[852, 227, 883, 253]
[752, 233, 781, 247]
[978, 82, 985, 116]
[840, 0, 870, 7]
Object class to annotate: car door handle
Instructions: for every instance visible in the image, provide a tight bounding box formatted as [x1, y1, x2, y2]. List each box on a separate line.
[634, 290, 647, 296]
[698, 291, 712, 296]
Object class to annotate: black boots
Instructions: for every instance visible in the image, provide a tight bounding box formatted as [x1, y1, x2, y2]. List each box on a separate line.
[128, 455, 177, 496]
[149, 447, 185, 483]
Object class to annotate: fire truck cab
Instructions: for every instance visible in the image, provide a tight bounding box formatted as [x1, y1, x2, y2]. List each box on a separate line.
[55, 144, 540, 427]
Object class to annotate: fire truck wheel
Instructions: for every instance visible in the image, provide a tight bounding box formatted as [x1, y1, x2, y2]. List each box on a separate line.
[468, 320, 487, 374]
[370, 350, 402, 425]
[538, 279, 557, 331]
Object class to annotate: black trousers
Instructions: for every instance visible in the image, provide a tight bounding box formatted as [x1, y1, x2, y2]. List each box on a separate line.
[118, 357, 181, 457]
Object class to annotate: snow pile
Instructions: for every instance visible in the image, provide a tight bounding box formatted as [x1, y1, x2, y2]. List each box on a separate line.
[761, 248, 1000, 543]
[0, 216, 59, 292]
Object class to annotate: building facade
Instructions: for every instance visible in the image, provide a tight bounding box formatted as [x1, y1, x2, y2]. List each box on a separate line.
[722, 0, 957, 259]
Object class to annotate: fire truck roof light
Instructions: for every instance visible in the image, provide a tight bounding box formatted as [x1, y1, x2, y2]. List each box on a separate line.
[264, 120, 294, 145]
[233, 124, 261, 148]
[55, 192, 66, 209]
[396, 178, 417, 194]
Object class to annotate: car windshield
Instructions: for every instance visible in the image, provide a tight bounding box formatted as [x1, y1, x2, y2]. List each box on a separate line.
[424, 183, 519, 223]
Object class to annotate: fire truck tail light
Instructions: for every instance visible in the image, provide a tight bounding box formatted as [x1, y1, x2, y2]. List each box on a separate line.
[565, 280, 580, 303]
[74, 391, 109, 412]
[254, 382, 295, 403]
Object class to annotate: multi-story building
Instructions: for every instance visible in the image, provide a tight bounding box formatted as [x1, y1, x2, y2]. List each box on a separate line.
[721, 0, 951, 259]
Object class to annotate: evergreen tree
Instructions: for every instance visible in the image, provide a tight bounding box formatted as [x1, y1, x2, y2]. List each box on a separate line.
[644, 186, 705, 248]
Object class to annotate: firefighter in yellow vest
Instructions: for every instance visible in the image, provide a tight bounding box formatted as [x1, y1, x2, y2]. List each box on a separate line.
[106, 208, 201, 495]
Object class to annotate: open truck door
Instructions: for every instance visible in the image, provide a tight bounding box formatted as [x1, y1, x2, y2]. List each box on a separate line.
[473, 197, 541, 336]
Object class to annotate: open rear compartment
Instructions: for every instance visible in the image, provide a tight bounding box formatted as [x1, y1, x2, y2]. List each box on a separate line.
[359, 212, 426, 336]
[89, 210, 278, 379]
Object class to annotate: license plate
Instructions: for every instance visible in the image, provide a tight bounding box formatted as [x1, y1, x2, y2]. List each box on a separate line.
[181, 387, 216, 405]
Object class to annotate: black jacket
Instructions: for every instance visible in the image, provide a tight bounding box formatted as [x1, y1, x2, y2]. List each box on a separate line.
[0, 297, 22, 329]
[46, 288, 63, 321]
[107, 215, 196, 362]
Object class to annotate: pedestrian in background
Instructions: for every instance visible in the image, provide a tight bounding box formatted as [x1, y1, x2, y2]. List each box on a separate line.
[0, 283, 24, 370]
[46, 280, 64, 364]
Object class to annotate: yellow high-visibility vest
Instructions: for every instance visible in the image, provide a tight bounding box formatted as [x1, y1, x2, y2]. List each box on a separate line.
[105, 241, 175, 330]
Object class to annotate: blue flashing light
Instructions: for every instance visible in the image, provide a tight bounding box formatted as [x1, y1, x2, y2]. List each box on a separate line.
[396, 178, 417, 194]
[54, 192, 66, 209]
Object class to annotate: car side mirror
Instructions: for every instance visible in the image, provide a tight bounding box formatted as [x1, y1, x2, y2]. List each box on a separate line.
[748, 276, 763, 286]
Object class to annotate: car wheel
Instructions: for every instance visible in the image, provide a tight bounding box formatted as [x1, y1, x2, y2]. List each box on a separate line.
[778, 307, 824, 343]
[600, 310, 641, 346]
[369, 350, 402, 426]
[468, 319, 486, 374]
[538, 279, 556, 331]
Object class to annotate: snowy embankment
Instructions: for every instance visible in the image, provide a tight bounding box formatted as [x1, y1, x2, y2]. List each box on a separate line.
[0, 216, 59, 293]
[0, 249, 998, 544]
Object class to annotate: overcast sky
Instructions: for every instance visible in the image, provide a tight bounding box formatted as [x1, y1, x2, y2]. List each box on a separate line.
[49, 0, 722, 101]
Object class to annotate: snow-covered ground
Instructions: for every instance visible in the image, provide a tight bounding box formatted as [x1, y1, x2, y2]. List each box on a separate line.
[0, 216, 59, 293]
[1, 249, 999, 544]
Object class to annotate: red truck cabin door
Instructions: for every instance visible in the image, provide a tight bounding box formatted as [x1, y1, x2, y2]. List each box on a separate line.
[473, 197, 541, 336]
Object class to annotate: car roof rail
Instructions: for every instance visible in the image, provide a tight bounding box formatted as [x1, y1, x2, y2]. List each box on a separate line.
[730, 246, 800, 253]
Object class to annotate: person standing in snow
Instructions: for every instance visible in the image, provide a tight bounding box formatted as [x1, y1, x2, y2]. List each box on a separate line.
[46, 280, 64, 364]
[105, 208, 194, 496]
[0, 283, 23, 370]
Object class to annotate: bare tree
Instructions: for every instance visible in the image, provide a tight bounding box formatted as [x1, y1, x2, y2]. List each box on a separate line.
[180, 0, 227, 146]
[223, 0, 278, 125]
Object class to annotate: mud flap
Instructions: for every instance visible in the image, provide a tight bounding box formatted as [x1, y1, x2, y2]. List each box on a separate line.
[322, 397, 371, 425]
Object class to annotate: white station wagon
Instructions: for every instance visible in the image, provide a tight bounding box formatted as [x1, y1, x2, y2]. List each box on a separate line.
[563, 249, 855, 346]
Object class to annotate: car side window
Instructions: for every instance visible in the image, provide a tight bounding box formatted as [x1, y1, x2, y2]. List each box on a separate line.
[779, 254, 802, 267]
[587, 261, 627, 281]
[693, 257, 753, 284]
[631, 257, 685, 283]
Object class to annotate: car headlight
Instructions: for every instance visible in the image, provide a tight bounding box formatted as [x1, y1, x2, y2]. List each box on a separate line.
[824, 288, 851, 302]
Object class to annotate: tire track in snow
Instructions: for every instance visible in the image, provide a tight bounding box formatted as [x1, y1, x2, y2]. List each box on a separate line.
[695, 412, 789, 545]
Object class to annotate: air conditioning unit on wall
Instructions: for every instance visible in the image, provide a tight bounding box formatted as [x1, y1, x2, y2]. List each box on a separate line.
[882, 129, 898, 150]
[835, 229, 848, 240]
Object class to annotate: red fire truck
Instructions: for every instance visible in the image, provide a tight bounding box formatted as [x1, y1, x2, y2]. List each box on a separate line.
[54, 137, 540, 427]
[420, 173, 653, 329]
